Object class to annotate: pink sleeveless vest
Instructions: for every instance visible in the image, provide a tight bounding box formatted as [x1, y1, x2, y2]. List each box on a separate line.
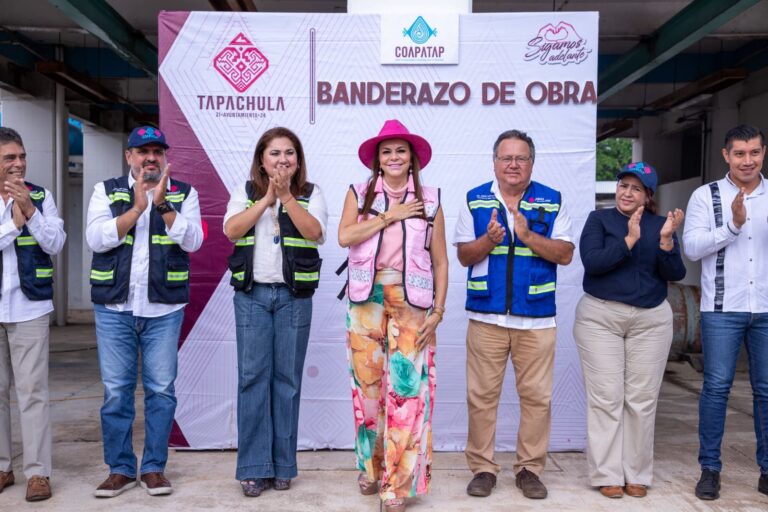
[347, 177, 440, 309]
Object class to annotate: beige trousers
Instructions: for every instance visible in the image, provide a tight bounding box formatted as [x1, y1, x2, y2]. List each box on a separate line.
[573, 294, 672, 487]
[0, 315, 51, 478]
[465, 319, 556, 476]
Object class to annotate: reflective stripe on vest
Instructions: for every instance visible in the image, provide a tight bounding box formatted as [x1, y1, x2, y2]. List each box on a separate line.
[109, 191, 131, 203]
[283, 237, 318, 249]
[166, 193, 185, 203]
[90, 269, 114, 281]
[16, 236, 38, 246]
[295, 271, 319, 282]
[529, 282, 556, 295]
[232, 271, 245, 282]
[519, 200, 560, 212]
[151, 235, 177, 245]
[167, 271, 189, 282]
[236, 236, 255, 246]
[29, 191, 45, 201]
[467, 280, 487, 291]
[490, 246, 538, 257]
[35, 268, 53, 278]
[468, 199, 500, 210]
[124, 234, 134, 245]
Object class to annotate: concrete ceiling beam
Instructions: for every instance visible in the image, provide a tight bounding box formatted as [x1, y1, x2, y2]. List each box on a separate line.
[598, 0, 763, 103]
[46, 0, 157, 79]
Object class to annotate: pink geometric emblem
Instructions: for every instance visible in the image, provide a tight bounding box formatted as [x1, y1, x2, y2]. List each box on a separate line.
[213, 33, 269, 93]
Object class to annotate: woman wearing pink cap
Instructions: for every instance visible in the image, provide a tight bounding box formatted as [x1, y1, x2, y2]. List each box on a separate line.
[338, 119, 448, 512]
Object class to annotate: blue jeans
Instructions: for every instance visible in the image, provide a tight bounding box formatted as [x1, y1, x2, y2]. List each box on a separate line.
[699, 312, 768, 474]
[94, 304, 184, 477]
[234, 284, 312, 480]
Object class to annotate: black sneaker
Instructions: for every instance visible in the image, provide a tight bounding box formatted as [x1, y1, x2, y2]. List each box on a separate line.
[759, 473, 768, 496]
[695, 469, 720, 500]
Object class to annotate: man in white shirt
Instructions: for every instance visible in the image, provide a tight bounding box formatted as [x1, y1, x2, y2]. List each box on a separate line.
[684, 124, 768, 501]
[454, 130, 574, 499]
[0, 127, 66, 502]
[86, 126, 202, 498]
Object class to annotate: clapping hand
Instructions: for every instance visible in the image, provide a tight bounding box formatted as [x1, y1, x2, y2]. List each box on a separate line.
[660, 208, 685, 239]
[731, 188, 746, 229]
[625, 205, 644, 249]
[485, 209, 506, 244]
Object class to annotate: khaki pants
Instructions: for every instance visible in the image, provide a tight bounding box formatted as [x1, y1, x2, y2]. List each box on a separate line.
[465, 319, 556, 476]
[573, 294, 672, 486]
[0, 315, 51, 478]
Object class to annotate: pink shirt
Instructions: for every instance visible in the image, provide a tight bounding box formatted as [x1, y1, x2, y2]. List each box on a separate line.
[375, 180, 410, 271]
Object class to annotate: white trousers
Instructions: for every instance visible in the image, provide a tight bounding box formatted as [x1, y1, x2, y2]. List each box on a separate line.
[573, 294, 672, 487]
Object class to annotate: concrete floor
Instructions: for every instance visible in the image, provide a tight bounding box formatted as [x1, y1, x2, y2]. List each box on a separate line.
[3, 325, 768, 511]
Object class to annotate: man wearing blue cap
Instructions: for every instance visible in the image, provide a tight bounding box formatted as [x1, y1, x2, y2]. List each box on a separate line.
[86, 126, 203, 498]
[684, 124, 768, 500]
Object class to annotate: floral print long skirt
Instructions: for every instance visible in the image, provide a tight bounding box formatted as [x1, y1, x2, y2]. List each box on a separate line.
[346, 269, 436, 500]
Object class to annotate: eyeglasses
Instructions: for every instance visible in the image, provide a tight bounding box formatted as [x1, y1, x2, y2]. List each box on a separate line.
[496, 155, 532, 165]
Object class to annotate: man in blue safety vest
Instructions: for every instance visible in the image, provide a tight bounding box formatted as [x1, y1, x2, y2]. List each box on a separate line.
[454, 129, 574, 500]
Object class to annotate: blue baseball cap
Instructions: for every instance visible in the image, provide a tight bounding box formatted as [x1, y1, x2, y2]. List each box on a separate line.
[127, 126, 169, 149]
[617, 161, 658, 194]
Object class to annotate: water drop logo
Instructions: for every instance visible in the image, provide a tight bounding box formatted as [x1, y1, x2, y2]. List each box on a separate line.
[403, 16, 437, 45]
[213, 33, 269, 93]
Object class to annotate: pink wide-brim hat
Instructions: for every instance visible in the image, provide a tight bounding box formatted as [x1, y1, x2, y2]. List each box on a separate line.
[358, 119, 432, 170]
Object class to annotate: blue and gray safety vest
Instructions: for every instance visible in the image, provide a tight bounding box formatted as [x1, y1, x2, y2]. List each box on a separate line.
[90, 175, 192, 304]
[465, 180, 561, 317]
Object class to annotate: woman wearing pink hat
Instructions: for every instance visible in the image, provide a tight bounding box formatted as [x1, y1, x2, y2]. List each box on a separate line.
[338, 119, 448, 512]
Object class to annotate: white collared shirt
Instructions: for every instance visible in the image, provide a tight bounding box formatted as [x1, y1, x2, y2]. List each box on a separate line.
[453, 179, 574, 329]
[85, 174, 203, 318]
[0, 189, 66, 322]
[223, 182, 328, 283]
[683, 172, 768, 313]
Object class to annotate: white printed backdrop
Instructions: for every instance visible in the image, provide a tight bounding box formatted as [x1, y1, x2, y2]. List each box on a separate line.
[158, 11, 597, 451]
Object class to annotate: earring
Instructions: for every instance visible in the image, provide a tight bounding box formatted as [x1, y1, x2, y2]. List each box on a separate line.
[378, 169, 384, 177]
[259, 165, 266, 175]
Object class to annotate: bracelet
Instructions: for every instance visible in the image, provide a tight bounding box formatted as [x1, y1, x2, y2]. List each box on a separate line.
[378, 212, 389, 227]
[130, 207, 143, 216]
[283, 196, 295, 206]
[659, 240, 673, 249]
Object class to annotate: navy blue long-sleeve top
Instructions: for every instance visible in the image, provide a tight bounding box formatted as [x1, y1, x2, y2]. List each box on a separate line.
[579, 208, 686, 308]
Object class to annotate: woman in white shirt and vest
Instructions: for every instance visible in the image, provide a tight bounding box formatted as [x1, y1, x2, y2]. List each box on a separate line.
[224, 127, 328, 497]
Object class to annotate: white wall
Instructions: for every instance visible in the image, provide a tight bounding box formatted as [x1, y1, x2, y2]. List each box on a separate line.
[655, 177, 702, 286]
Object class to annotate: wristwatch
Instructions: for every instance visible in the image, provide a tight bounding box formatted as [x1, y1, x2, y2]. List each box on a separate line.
[155, 201, 175, 215]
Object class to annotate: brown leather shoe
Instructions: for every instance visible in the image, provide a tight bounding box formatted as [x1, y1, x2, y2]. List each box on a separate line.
[25, 475, 52, 502]
[94, 473, 137, 498]
[625, 483, 647, 497]
[140, 472, 173, 496]
[0, 471, 14, 493]
[516, 468, 548, 499]
[467, 472, 497, 497]
[599, 485, 624, 498]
